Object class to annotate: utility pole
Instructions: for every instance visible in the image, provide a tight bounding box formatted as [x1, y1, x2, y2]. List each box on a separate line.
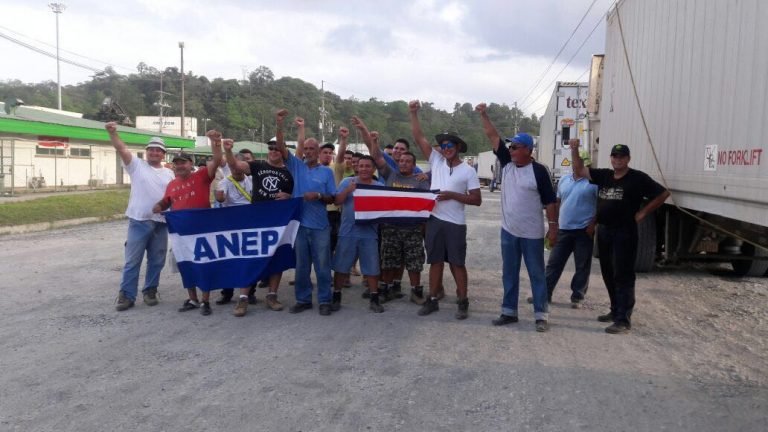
[513, 101, 519, 134]
[319, 80, 328, 143]
[179, 42, 186, 138]
[154, 74, 172, 134]
[48, 3, 66, 110]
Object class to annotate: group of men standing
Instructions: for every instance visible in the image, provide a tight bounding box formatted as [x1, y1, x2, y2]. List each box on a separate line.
[108, 99, 668, 335]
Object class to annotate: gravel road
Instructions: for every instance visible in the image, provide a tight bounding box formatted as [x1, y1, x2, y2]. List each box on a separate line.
[0, 190, 765, 431]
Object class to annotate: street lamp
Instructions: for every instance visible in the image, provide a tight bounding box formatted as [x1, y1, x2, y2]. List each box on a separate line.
[48, 2, 66, 110]
[179, 41, 185, 138]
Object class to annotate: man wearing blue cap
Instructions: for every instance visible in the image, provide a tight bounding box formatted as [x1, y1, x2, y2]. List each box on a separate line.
[476, 103, 557, 332]
[570, 139, 669, 334]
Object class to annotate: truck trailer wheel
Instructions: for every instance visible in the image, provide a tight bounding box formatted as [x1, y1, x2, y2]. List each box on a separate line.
[731, 243, 768, 277]
[635, 214, 656, 272]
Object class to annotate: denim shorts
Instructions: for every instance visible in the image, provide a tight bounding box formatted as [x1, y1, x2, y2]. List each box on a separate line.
[333, 236, 380, 276]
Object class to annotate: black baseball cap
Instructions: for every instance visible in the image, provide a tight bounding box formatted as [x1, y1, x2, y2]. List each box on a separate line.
[610, 144, 630, 156]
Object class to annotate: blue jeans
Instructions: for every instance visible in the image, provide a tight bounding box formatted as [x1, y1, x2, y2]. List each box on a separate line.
[545, 229, 594, 302]
[120, 218, 168, 301]
[500, 229, 548, 320]
[294, 226, 332, 305]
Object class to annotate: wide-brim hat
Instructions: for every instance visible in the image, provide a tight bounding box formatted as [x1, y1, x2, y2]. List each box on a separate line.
[434, 132, 468, 153]
[146, 137, 166, 152]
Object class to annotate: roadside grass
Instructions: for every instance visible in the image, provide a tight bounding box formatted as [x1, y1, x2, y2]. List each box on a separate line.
[0, 190, 130, 227]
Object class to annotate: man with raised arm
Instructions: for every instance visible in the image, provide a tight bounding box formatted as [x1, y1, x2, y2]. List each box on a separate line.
[274, 109, 337, 316]
[222, 138, 294, 316]
[352, 116, 431, 304]
[152, 131, 223, 316]
[408, 100, 482, 320]
[105, 122, 175, 311]
[476, 103, 557, 332]
[570, 139, 669, 334]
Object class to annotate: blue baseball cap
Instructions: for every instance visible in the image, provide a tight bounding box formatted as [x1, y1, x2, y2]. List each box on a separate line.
[504, 133, 534, 149]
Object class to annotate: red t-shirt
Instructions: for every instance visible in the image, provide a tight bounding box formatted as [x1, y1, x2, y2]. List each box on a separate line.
[163, 168, 213, 210]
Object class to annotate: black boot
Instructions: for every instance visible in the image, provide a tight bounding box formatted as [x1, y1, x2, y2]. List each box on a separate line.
[391, 280, 404, 299]
[410, 285, 426, 305]
[418, 297, 439, 316]
[369, 292, 384, 313]
[455, 298, 469, 320]
[379, 282, 392, 303]
[331, 291, 342, 312]
[215, 289, 234, 305]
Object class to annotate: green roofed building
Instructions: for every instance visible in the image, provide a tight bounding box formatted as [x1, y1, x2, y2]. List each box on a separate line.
[0, 102, 194, 192]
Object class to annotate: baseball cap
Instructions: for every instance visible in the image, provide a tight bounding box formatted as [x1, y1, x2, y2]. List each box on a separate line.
[610, 144, 630, 156]
[172, 152, 193, 163]
[504, 133, 534, 149]
[146, 137, 166, 152]
[267, 137, 277, 144]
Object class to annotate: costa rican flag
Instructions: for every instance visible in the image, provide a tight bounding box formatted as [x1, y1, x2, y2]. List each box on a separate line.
[164, 198, 301, 291]
[353, 183, 437, 224]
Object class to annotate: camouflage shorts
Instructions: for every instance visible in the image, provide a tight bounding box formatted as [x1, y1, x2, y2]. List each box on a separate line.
[380, 225, 425, 272]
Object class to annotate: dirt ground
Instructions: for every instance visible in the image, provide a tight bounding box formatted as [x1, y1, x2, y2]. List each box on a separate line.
[0, 189, 766, 431]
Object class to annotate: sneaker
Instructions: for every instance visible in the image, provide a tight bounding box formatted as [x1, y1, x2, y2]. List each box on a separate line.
[200, 301, 212, 316]
[492, 314, 519, 326]
[455, 298, 469, 320]
[605, 322, 631, 334]
[233, 298, 248, 317]
[331, 291, 342, 312]
[143, 288, 159, 306]
[215, 291, 233, 305]
[597, 313, 614, 323]
[417, 298, 439, 316]
[535, 319, 549, 332]
[178, 299, 199, 312]
[265, 293, 283, 311]
[319, 303, 332, 316]
[571, 300, 582, 309]
[115, 292, 135, 311]
[288, 303, 313, 314]
[410, 286, 426, 305]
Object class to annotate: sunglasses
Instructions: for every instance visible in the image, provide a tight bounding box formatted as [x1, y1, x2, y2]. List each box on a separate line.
[268, 145, 278, 151]
[439, 142, 456, 150]
[508, 145, 525, 151]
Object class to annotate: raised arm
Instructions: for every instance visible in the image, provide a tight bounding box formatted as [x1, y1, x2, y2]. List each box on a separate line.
[223, 139, 250, 174]
[206, 131, 223, 179]
[475, 103, 502, 151]
[350, 116, 385, 169]
[569, 139, 591, 180]
[336, 127, 348, 165]
[275, 109, 290, 160]
[105, 122, 132, 165]
[294, 116, 306, 159]
[408, 100, 432, 160]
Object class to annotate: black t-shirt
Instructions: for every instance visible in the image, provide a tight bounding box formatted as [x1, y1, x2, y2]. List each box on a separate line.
[248, 161, 294, 202]
[589, 168, 666, 226]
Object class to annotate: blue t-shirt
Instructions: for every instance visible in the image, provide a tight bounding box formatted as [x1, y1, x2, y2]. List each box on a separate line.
[383, 152, 423, 174]
[287, 153, 336, 229]
[337, 176, 383, 239]
[557, 174, 597, 230]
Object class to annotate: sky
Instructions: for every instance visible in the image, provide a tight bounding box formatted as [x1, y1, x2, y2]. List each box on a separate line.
[0, 0, 614, 116]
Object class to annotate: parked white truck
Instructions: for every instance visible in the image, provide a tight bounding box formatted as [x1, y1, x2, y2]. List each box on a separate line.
[477, 150, 501, 191]
[537, 82, 590, 182]
[590, 0, 768, 276]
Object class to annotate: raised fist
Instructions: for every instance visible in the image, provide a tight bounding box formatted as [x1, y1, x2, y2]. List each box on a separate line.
[408, 100, 421, 113]
[105, 122, 118, 133]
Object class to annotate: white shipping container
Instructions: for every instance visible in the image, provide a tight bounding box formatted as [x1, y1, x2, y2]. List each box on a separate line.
[537, 82, 589, 180]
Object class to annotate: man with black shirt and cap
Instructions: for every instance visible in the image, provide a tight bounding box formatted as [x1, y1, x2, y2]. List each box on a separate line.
[570, 139, 669, 334]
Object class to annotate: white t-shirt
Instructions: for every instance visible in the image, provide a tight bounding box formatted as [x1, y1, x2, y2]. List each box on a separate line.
[429, 151, 481, 225]
[123, 157, 175, 222]
[501, 163, 545, 239]
[217, 176, 253, 207]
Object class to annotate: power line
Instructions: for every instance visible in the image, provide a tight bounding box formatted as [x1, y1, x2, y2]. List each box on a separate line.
[517, 0, 599, 109]
[520, 4, 611, 113]
[0, 29, 103, 73]
[0, 24, 134, 72]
